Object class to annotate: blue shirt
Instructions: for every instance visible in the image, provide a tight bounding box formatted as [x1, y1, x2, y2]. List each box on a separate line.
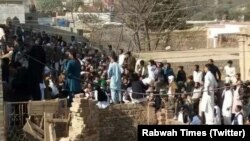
[66, 59, 81, 93]
[108, 62, 121, 90]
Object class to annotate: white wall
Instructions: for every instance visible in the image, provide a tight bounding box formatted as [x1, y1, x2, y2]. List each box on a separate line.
[64, 12, 111, 23]
[239, 27, 250, 81]
[207, 24, 249, 48]
[23, 0, 31, 13]
[208, 24, 247, 38]
[0, 4, 25, 24]
[38, 18, 53, 25]
[83, 0, 94, 6]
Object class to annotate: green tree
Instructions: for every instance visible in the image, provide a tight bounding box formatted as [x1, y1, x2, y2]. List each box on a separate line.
[188, 0, 250, 21]
[243, 3, 250, 21]
[36, 0, 63, 12]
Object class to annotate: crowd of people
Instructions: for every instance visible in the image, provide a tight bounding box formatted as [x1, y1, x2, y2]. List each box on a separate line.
[1, 25, 250, 125]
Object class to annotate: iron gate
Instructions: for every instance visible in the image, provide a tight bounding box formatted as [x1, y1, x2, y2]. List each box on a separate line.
[4, 102, 28, 141]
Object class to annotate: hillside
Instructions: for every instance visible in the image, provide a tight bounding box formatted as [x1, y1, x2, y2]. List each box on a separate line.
[189, 0, 250, 21]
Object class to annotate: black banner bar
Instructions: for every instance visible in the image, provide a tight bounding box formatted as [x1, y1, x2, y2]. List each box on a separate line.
[138, 125, 250, 140]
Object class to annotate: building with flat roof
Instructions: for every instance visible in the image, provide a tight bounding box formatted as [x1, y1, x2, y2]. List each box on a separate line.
[206, 22, 250, 48]
[0, 0, 37, 24]
[0, 0, 25, 24]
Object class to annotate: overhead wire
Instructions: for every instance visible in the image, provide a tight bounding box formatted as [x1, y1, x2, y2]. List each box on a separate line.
[5, 42, 249, 54]
[4, 40, 242, 55]
[20, 44, 244, 97]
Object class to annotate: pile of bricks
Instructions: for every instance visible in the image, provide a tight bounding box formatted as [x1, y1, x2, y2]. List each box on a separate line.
[63, 94, 100, 141]
[156, 108, 180, 125]
[68, 94, 88, 141]
[156, 109, 166, 125]
[166, 108, 175, 119]
[60, 95, 180, 140]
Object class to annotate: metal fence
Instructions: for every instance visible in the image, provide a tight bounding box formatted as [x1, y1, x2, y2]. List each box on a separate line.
[4, 102, 29, 141]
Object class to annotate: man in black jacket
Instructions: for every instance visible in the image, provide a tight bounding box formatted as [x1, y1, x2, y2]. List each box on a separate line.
[131, 73, 147, 100]
[11, 62, 30, 102]
[176, 66, 186, 83]
[208, 59, 221, 82]
[27, 40, 46, 100]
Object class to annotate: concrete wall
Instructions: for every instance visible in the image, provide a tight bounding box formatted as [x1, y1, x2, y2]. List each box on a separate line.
[37, 18, 53, 25]
[64, 12, 111, 23]
[0, 4, 25, 24]
[170, 59, 240, 78]
[239, 27, 250, 81]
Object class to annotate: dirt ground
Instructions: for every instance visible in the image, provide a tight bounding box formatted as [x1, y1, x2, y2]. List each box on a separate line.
[137, 47, 239, 63]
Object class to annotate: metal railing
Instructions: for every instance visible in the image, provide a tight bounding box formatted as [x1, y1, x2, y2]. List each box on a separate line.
[4, 102, 29, 141]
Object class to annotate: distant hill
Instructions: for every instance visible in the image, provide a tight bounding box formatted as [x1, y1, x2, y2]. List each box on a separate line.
[188, 0, 250, 21]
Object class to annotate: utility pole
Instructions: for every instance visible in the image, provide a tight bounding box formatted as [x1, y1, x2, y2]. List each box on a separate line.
[238, 34, 249, 81]
[243, 39, 246, 81]
[71, 0, 75, 27]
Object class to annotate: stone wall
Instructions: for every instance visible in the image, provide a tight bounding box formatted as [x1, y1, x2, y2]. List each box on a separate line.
[150, 30, 207, 51]
[90, 26, 137, 51]
[91, 27, 208, 51]
[68, 95, 152, 141]
[218, 34, 238, 48]
[65, 95, 180, 141]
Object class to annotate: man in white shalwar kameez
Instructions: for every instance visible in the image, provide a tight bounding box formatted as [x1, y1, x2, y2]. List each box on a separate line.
[142, 60, 157, 86]
[118, 49, 126, 66]
[201, 64, 218, 125]
[224, 60, 236, 84]
[214, 105, 221, 125]
[222, 84, 233, 125]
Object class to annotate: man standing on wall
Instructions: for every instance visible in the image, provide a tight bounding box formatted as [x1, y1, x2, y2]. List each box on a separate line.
[224, 60, 236, 84]
[201, 64, 218, 125]
[107, 45, 116, 58]
[125, 51, 136, 72]
[118, 49, 126, 66]
[108, 55, 122, 104]
[221, 83, 233, 125]
[208, 59, 221, 82]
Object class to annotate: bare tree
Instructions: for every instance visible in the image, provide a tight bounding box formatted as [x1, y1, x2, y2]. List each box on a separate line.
[115, 0, 188, 51]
